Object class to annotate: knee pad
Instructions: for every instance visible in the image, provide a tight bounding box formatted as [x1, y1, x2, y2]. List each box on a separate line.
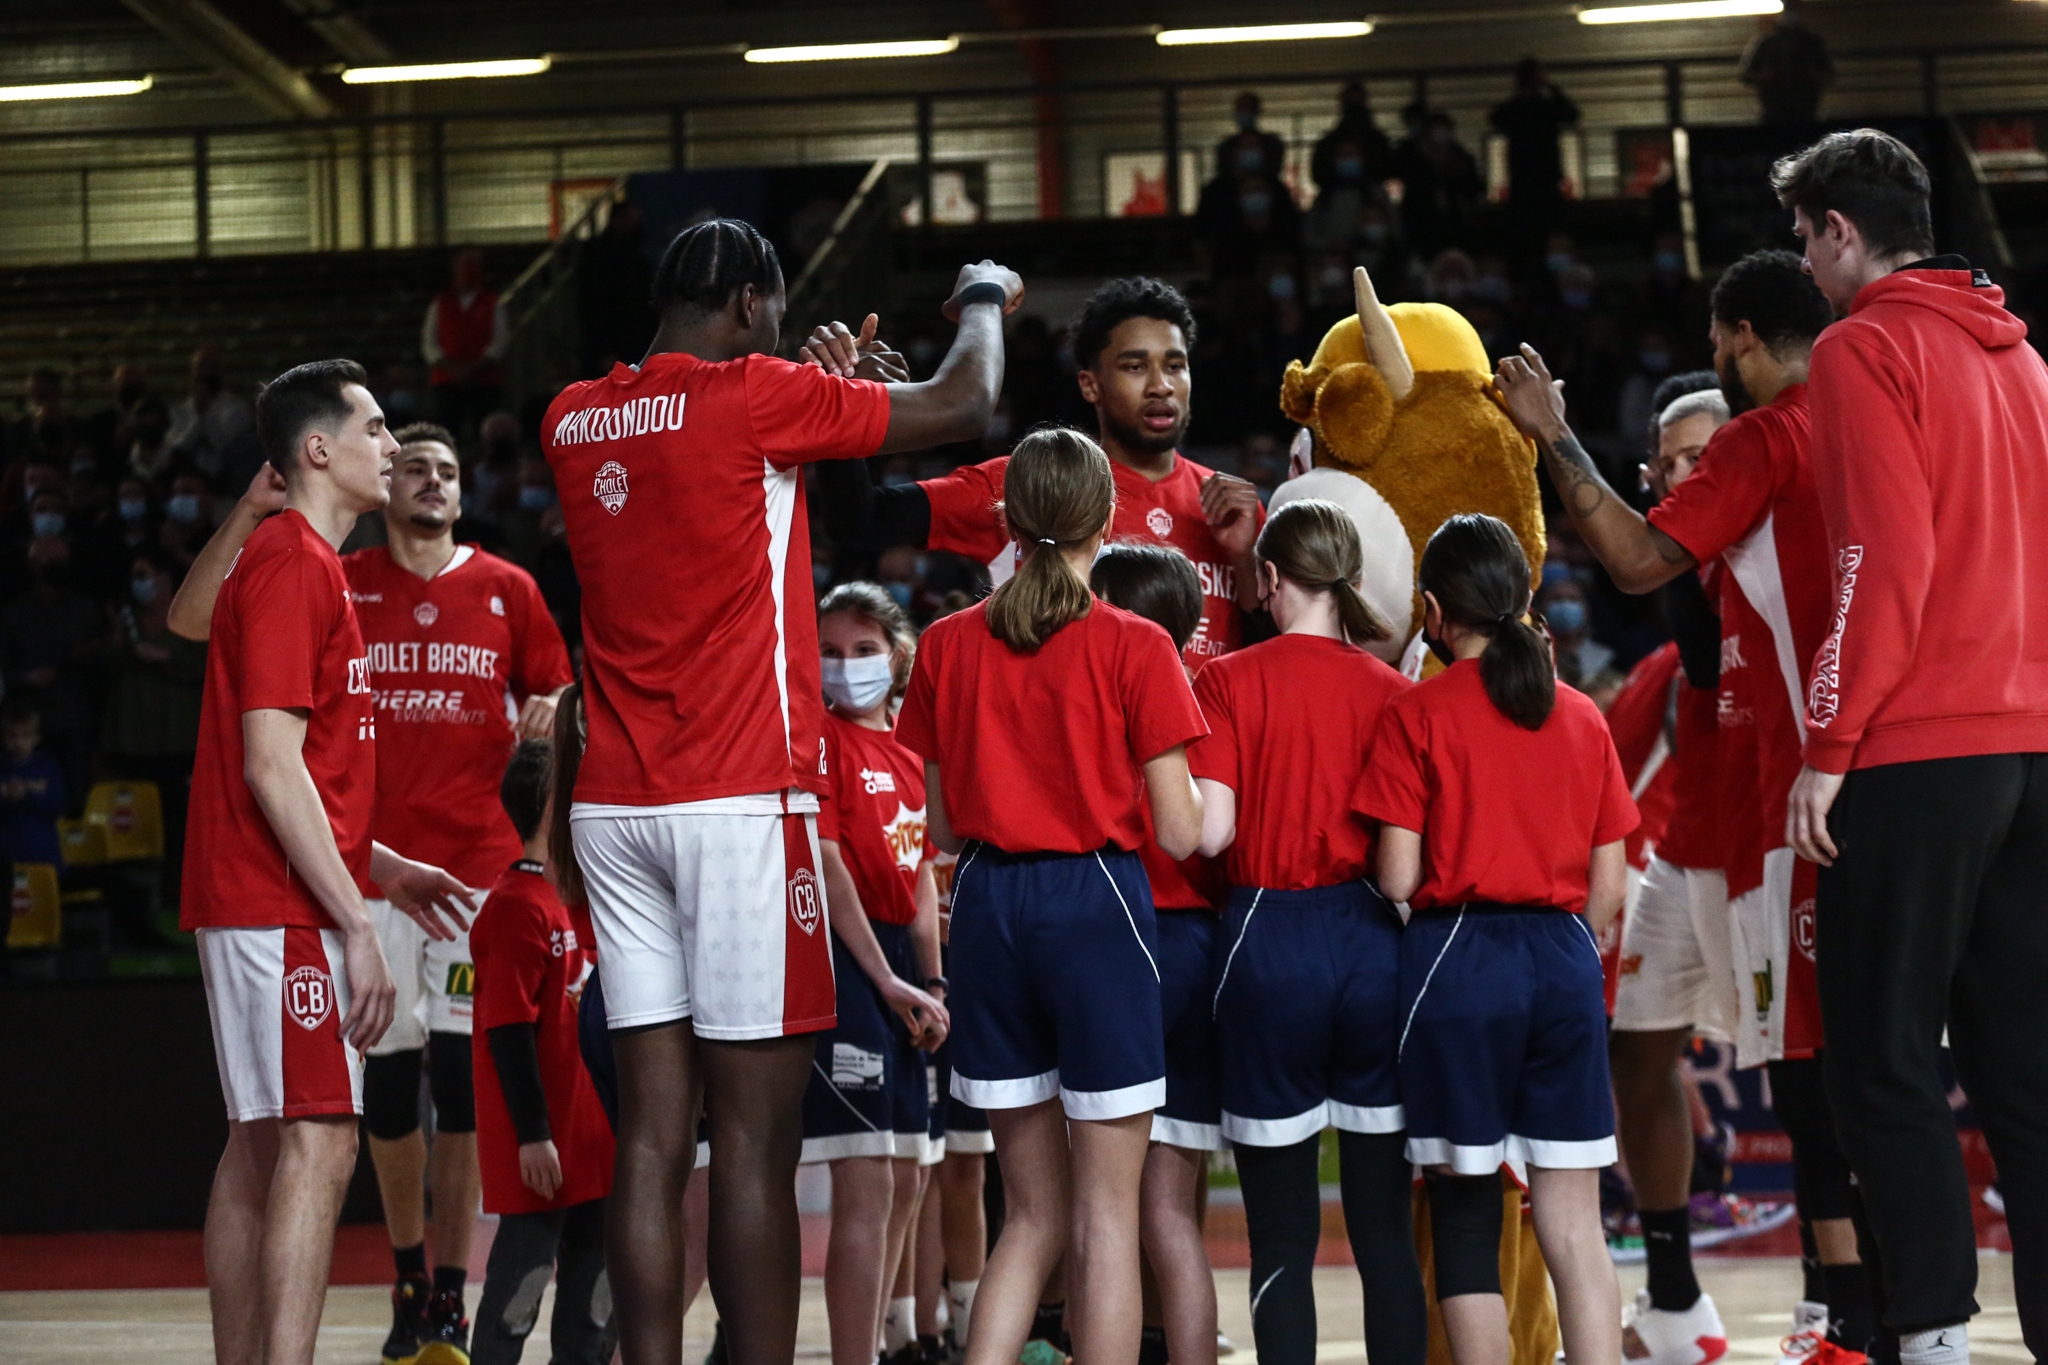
[427, 1031, 476, 1134]
[363, 1050, 424, 1141]
[1426, 1172, 1504, 1298]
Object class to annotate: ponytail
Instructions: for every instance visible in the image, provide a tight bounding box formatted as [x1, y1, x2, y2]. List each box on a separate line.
[1418, 514, 1555, 730]
[985, 428, 1115, 652]
[1255, 498, 1391, 647]
[548, 682, 587, 910]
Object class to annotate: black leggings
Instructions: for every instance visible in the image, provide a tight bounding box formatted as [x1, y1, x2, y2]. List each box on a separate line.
[1817, 754, 2048, 1350]
[362, 1031, 476, 1139]
[1234, 1131, 1426, 1365]
[1770, 1056, 1858, 1223]
[473, 1198, 614, 1365]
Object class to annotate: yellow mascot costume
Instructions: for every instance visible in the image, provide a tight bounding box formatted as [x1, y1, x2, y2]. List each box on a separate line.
[1271, 268, 1560, 1365]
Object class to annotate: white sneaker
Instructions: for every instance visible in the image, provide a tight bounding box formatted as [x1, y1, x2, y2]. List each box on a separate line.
[1778, 1302, 1831, 1365]
[1623, 1288, 1730, 1365]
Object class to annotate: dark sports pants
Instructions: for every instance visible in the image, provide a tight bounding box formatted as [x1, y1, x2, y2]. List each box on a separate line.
[472, 1198, 614, 1365]
[1816, 753, 2048, 1353]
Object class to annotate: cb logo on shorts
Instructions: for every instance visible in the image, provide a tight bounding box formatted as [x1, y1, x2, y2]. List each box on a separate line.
[285, 966, 335, 1031]
[1793, 897, 1817, 962]
[788, 867, 821, 937]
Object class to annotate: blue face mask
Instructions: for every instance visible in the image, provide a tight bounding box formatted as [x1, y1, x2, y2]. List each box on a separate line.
[884, 581, 913, 610]
[32, 512, 65, 538]
[166, 493, 202, 524]
[131, 575, 158, 605]
[518, 485, 554, 512]
[1654, 249, 1685, 274]
[1235, 112, 1258, 133]
[1561, 288, 1593, 311]
[1239, 190, 1271, 218]
[118, 496, 148, 523]
[1639, 349, 1671, 373]
[1237, 147, 1264, 174]
[1333, 155, 1365, 181]
[1546, 599, 1587, 635]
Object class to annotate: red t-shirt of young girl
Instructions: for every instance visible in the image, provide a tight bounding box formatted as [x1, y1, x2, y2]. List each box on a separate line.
[1353, 660, 1638, 913]
[818, 712, 934, 926]
[896, 601, 1207, 855]
[470, 865, 614, 1215]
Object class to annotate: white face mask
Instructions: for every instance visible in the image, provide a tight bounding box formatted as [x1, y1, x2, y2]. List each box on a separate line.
[821, 654, 894, 713]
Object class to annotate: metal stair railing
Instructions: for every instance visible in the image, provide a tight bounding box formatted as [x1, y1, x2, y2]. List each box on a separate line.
[782, 158, 894, 355]
[500, 176, 630, 407]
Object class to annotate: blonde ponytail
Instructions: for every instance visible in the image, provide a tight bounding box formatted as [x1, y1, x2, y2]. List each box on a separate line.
[985, 428, 1115, 651]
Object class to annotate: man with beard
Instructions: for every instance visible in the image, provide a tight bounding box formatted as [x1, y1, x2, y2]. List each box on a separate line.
[170, 421, 573, 1365]
[1495, 251, 1882, 1365]
[811, 276, 1265, 670]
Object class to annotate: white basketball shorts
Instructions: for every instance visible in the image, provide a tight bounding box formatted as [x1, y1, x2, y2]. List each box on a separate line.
[363, 898, 483, 1056]
[570, 792, 837, 1041]
[196, 925, 364, 1122]
[1610, 855, 1736, 1041]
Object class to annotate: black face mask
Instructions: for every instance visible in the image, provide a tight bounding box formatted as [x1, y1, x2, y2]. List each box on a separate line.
[1422, 628, 1455, 667]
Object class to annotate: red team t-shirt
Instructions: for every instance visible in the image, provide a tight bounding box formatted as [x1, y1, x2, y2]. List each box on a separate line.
[1647, 384, 1827, 1054]
[1353, 661, 1639, 913]
[921, 452, 1259, 666]
[183, 510, 376, 930]
[896, 601, 1208, 854]
[542, 351, 890, 807]
[1189, 633, 1411, 890]
[818, 712, 934, 926]
[471, 864, 614, 1215]
[346, 546, 572, 888]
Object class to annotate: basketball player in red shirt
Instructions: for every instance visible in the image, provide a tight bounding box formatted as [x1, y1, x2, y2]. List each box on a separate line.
[183, 360, 473, 1365]
[1498, 253, 1878, 1364]
[539, 218, 1019, 1365]
[170, 420, 574, 1361]
[809, 277, 1266, 671]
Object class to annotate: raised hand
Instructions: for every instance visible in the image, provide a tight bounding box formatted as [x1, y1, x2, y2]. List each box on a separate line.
[943, 260, 1025, 322]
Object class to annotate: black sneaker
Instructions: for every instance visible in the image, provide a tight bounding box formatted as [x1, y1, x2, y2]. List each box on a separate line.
[381, 1276, 430, 1365]
[884, 1343, 927, 1365]
[412, 1288, 471, 1365]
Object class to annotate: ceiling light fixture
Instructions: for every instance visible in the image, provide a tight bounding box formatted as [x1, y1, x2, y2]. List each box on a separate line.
[1156, 21, 1373, 45]
[744, 38, 961, 63]
[1578, 0, 1781, 24]
[0, 76, 154, 103]
[341, 57, 552, 84]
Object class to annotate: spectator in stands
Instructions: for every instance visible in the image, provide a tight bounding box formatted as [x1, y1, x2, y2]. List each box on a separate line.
[1195, 166, 1302, 289]
[157, 472, 215, 575]
[1490, 58, 1580, 256]
[6, 369, 81, 471]
[124, 395, 174, 487]
[496, 457, 558, 571]
[578, 200, 657, 376]
[423, 246, 510, 443]
[2, 549, 101, 812]
[0, 702, 65, 872]
[1740, 0, 1833, 125]
[1215, 91, 1288, 184]
[1312, 82, 1393, 198]
[1390, 108, 1482, 259]
[1615, 329, 1676, 472]
[1539, 569, 1611, 686]
[98, 546, 204, 904]
[166, 344, 254, 483]
[85, 363, 156, 470]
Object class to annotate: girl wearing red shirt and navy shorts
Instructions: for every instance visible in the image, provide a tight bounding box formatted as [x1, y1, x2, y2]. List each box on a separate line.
[1190, 499, 1425, 1365]
[1355, 514, 1635, 1365]
[800, 582, 950, 1365]
[896, 429, 1207, 1365]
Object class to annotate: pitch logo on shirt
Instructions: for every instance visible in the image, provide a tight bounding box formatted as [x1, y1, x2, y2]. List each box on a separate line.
[594, 460, 630, 514]
[285, 965, 335, 1031]
[884, 803, 928, 874]
[788, 866, 821, 936]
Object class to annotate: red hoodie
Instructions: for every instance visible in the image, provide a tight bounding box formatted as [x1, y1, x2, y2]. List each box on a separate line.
[1804, 266, 2048, 774]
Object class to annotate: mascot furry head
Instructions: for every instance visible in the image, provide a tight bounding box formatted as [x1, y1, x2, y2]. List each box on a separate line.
[1272, 268, 1544, 667]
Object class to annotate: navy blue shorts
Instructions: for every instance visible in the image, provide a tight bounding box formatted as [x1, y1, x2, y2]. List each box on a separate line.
[1153, 909, 1223, 1150]
[948, 843, 1164, 1120]
[1213, 882, 1404, 1147]
[1398, 905, 1617, 1173]
[801, 921, 934, 1163]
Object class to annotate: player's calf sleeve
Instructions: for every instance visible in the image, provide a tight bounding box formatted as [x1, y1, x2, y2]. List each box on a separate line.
[1235, 1137, 1323, 1365]
[1338, 1131, 1427, 1365]
[1425, 1170, 1504, 1299]
[364, 1049, 425, 1141]
[427, 1030, 477, 1134]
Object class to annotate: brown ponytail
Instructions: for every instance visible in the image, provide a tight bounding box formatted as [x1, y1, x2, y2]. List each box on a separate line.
[985, 428, 1115, 651]
[1256, 498, 1391, 647]
[1418, 514, 1555, 730]
[548, 682, 587, 910]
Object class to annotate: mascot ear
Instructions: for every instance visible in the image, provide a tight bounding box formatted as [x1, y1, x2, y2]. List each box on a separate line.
[1280, 360, 1323, 426]
[1313, 362, 1395, 472]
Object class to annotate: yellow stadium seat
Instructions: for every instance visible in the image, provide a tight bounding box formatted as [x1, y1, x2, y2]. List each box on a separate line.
[84, 781, 164, 862]
[58, 818, 107, 869]
[8, 863, 62, 949]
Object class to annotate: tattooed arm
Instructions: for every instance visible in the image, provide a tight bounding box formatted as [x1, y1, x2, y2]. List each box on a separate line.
[1494, 343, 1697, 595]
